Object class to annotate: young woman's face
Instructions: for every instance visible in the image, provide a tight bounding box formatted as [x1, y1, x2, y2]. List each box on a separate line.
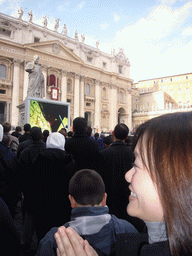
[125, 139, 164, 222]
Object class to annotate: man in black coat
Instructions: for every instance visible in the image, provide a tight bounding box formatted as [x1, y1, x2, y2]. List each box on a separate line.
[98, 124, 133, 221]
[65, 117, 99, 171]
[19, 123, 31, 143]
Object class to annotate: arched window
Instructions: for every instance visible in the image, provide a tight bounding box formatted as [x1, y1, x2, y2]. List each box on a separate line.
[50, 74, 56, 86]
[0, 64, 6, 80]
[86, 83, 90, 95]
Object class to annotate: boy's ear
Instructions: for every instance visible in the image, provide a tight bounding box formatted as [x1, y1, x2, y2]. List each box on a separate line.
[101, 193, 107, 206]
[68, 195, 76, 208]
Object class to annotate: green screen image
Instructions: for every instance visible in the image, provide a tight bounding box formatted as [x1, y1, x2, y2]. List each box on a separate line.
[29, 100, 69, 132]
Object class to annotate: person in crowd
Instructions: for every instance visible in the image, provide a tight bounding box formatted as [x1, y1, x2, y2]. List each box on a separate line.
[86, 126, 94, 140]
[0, 124, 20, 217]
[54, 111, 192, 256]
[2, 121, 19, 155]
[11, 126, 22, 139]
[103, 135, 113, 149]
[42, 129, 49, 143]
[98, 124, 135, 225]
[65, 117, 99, 171]
[36, 169, 137, 256]
[97, 137, 104, 151]
[94, 133, 99, 141]
[18, 126, 45, 175]
[19, 123, 31, 143]
[0, 197, 21, 256]
[67, 131, 73, 139]
[23, 132, 76, 248]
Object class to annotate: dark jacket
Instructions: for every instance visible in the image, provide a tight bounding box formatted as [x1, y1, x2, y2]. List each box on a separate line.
[17, 139, 33, 159]
[25, 148, 76, 240]
[114, 233, 171, 256]
[65, 134, 99, 171]
[36, 206, 138, 256]
[0, 141, 20, 216]
[19, 132, 30, 143]
[98, 141, 133, 220]
[18, 140, 46, 193]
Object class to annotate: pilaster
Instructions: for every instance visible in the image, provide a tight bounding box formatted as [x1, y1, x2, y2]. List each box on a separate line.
[42, 66, 48, 99]
[23, 62, 29, 101]
[61, 70, 67, 102]
[109, 84, 117, 130]
[74, 74, 80, 118]
[127, 90, 132, 129]
[11, 60, 20, 126]
[80, 75, 85, 117]
[94, 80, 101, 132]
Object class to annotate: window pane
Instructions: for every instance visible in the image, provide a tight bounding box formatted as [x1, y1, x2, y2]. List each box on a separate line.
[0, 65, 6, 79]
[86, 84, 90, 95]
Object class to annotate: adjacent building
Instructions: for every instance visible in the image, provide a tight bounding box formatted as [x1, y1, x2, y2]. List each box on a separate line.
[132, 73, 192, 128]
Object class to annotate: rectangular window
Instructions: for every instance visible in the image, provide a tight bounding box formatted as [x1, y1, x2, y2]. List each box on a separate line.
[87, 57, 93, 63]
[0, 90, 6, 94]
[161, 79, 163, 83]
[118, 65, 123, 74]
[186, 76, 188, 79]
[103, 62, 107, 69]
[34, 37, 40, 42]
[67, 99, 71, 103]
[0, 27, 11, 37]
[186, 88, 190, 94]
[170, 78, 172, 82]
[86, 102, 91, 106]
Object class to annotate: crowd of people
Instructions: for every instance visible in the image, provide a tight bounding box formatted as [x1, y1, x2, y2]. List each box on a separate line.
[0, 112, 191, 256]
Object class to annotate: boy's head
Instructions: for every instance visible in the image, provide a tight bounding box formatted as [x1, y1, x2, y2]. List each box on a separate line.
[69, 169, 106, 208]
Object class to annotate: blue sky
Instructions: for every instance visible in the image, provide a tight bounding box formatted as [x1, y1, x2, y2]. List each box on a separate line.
[1, 0, 192, 82]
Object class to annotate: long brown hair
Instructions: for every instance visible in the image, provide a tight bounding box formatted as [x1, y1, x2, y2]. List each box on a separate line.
[132, 111, 192, 255]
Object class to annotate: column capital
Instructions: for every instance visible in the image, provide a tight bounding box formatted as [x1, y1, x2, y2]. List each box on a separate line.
[75, 73, 80, 79]
[80, 75, 86, 81]
[95, 79, 101, 85]
[13, 59, 22, 66]
[62, 70, 68, 76]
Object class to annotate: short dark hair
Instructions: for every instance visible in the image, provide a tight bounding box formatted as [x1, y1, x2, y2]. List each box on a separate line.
[73, 117, 87, 135]
[86, 126, 92, 137]
[69, 169, 105, 206]
[16, 126, 22, 132]
[2, 122, 11, 133]
[43, 130, 49, 137]
[30, 127, 42, 142]
[103, 135, 113, 146]
[67, 131, 73, 138]
[24, 123, 31, 132]
[114, 124, 129, 140]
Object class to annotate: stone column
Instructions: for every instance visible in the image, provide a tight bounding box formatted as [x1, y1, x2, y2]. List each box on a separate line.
[61, 70, 67, 102]
[94, 80, 101, 132]
[109, 84, 117, 130]
[23, 62, 29, 101]
[74, 74, 80, 118]
[42, 66, 47, 99]
[80, 76, 85, 117]
[11, 60, 20, 126]
[127, 90, 132, 129]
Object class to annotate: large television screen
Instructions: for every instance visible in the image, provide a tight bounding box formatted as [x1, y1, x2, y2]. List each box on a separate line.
[25, 97, 70, 132]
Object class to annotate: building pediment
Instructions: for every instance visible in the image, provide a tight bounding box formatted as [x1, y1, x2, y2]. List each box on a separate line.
[24, 40, 83, 64]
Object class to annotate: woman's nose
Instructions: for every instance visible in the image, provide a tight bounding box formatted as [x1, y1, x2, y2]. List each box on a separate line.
[125, 167, 135, 183]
